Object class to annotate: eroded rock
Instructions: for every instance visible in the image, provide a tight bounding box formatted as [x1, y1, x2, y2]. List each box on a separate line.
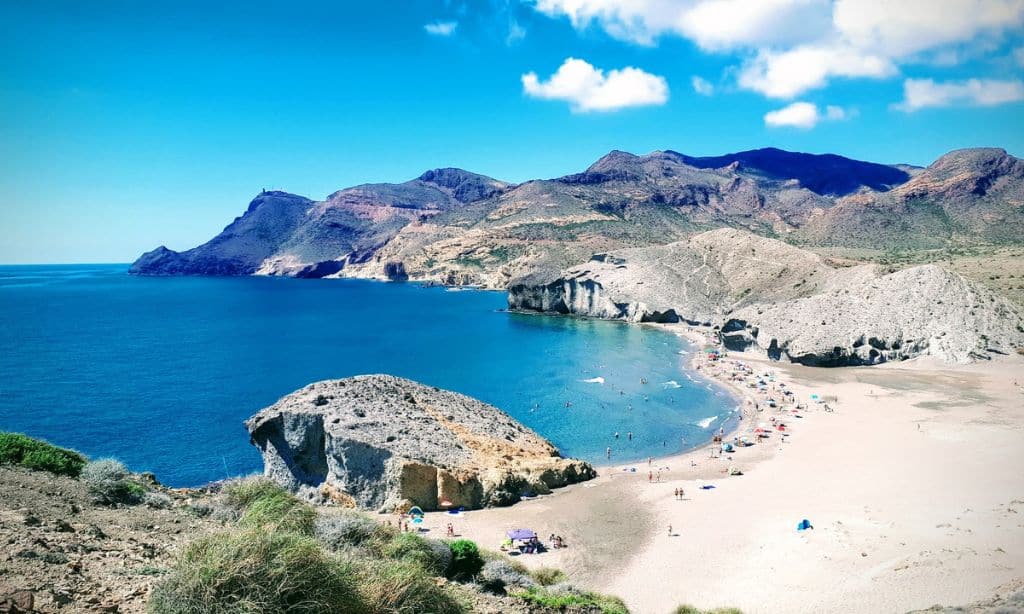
[246, 375, 596, 511]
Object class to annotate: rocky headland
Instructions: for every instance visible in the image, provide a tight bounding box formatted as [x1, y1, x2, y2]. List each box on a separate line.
[508, 229, 1024, 366]
[245, 375, 596, 512]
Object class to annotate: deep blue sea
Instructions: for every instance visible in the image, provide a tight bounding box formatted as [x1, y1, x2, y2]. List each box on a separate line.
[0, 264, 738, 487]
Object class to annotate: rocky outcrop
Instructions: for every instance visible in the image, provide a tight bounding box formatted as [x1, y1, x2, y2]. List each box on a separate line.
[509, 229, 1024, 365]
[726, 265, 1024, 365]
[245, 375, 596, 512]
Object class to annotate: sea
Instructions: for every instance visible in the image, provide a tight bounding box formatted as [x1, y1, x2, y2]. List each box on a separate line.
[0, 264, 739, 487]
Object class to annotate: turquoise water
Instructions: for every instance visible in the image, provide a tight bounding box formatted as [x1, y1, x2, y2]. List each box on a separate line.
[0, 265, 738, 486]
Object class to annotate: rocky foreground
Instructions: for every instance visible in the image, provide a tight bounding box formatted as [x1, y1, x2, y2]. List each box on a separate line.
[508, 229, 1024, 366]
[246, 375, 596, 512]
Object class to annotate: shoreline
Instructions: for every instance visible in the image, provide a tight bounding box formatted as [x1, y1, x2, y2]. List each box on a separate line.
[416, 324, 1024, 613]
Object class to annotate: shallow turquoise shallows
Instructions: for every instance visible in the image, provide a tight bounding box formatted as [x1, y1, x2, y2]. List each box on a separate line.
[0, 265, 738, 486]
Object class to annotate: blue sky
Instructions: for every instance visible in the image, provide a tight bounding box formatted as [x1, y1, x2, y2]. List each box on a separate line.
[2, 0, 1023, 263]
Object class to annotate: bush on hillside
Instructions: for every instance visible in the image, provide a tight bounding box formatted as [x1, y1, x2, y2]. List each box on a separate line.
[315, 512, 383, 551]
[530, 566, 567, 586]
[82, 459, 145, 505]
[238, 490, 316, 536]
[478, 559, 537, 593]
[446, 539, 484, 580]
[382, 533, 452, 575]
[517, 586, 630, 614]
[221, 476, 287, 509]
[149, 529, 365, 614]
[0, 432, 87, 477]
[143, 491, 173, 509]
[355, 558, 464, 614]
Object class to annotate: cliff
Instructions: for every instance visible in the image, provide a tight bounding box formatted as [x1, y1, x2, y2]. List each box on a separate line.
[508, 229, 1024, 365]
[245, 375, 596, 512]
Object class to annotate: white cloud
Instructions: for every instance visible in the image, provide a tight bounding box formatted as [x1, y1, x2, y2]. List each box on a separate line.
[764, 101, 820, 128]
[764, 101, 852, 128]
[895, 77, 1024, 111]
[507, 19, 527, 44]
[522, 57, 669, 112]
[833, 0, 1024, 57]
[738, 44, 895, 98]
[529, 0, 1024, 99]
[691, 75, 715, 95]
[531, 0, 829, 48]
[824, 104, 848, 120]
[424, 20, 458, 36]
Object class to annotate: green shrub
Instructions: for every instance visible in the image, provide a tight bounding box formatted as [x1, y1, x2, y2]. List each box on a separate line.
[517, 586, 630, 614]
[355, 558, 464, 614]
[447, 539, 484, 579]
[82, 459, 145, 505]
[0, 432, 86, 477]
[382, 533, 451, 575]
[221, 476, 287, 509]
[315, 512, 385, 551]
[238, 490, 316, 536]
[531, 566, 567, 586]
[149, 529, 365, 614]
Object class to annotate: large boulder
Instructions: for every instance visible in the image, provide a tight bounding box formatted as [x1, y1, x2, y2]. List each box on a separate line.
[245, 375, 596, 511]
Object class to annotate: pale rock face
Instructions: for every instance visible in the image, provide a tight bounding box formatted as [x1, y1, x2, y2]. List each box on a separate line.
[508, 230, 1024, 366]
[245, 375, 596, 511]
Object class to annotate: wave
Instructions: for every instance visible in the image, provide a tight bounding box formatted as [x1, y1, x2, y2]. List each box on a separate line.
[662, 380, 681, 389]
[697, 416, 717, 429]
[582, 377, 605, 384]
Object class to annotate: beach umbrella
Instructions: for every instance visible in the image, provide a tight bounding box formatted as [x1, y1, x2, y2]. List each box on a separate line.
[506, 528, 537, 541]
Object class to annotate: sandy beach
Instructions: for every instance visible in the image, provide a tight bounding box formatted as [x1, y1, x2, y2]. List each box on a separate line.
[417, 325, 1024, 614]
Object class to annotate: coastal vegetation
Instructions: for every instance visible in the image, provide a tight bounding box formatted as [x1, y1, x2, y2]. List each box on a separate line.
[0, 431, 87, 477]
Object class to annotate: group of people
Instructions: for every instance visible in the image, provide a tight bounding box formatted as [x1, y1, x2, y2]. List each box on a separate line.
[673, 487, 686, 500]
[548, 533, 566, 549]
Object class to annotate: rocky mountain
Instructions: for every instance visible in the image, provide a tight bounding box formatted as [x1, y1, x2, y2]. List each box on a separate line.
[245, 375, 596, 512]
[129, 169, 510, 278]
[131, 147, 1024, 286]
[508, 229, 1024, 365]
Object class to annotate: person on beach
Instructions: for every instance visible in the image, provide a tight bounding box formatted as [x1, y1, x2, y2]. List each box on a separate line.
[668, 524, 673, 536]
[648, 470, 653, 482]
[674, 488, 679, 499]
[606, 446, 611, 459]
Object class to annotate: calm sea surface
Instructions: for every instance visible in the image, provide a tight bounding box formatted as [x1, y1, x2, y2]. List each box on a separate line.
[0, 265, 738, 486]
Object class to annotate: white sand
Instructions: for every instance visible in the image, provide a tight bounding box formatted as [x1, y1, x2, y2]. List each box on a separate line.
[418, 328, 1024, 613]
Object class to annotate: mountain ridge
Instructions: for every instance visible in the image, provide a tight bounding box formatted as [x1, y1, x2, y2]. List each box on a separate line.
[130, 146, 1024, 285]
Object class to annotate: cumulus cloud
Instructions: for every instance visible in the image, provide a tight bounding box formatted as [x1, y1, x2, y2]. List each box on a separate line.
[522, 57, 669, 112]
[894, 77, 1024, 111]
[531, 0, 829, 48]
[691, 75, 715, 95]
[764, 101, 852, 128]
[530, 0, 1024, 99]
[424, 20, 458, 36]
[833, 0, 1024, 57]
[738, 44, 895, 98]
